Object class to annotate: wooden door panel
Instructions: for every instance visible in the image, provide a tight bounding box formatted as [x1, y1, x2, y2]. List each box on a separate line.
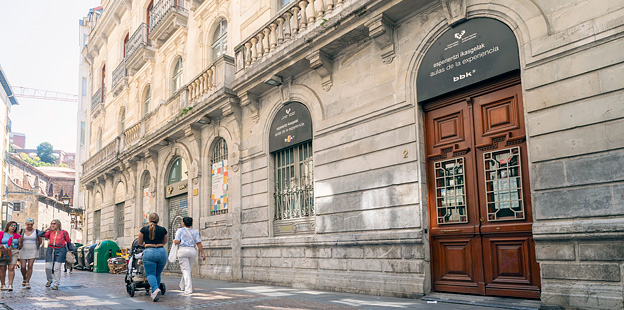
[482, 234, 540, 298]
[432, 236, 484, 294]
[473, 84, 525, 149]
[426, 102, 472, 160]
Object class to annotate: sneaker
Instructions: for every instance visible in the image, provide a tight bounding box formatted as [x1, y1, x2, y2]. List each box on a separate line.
[0, 285, 5, 291]
[51, 285, 58, 290]
[7, 285, 13, 291]
[45, 281, 52, 287]
[70, 270, 73, 274]
[151, 288, 161, 302]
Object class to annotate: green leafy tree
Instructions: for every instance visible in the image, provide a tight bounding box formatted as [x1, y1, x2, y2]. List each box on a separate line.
[37, 142, 56, 164]
[20, 153, 52, 167]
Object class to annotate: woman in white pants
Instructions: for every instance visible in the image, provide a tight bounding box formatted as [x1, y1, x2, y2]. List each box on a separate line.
[173, 217, 205, 295]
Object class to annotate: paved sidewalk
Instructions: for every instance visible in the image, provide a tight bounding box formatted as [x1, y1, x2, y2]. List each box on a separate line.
[0, 261, 489, 309]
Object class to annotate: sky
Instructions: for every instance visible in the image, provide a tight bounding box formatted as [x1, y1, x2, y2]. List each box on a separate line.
[0, 0, 101, 152]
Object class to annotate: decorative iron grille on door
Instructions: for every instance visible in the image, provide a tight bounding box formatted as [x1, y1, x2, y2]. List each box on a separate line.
[274, 141, 314, 220]
[166, 195, 187, 271]
[93, 210, 101, 241]
[115, 203, 125, 238]
[211, 138, 228, 215]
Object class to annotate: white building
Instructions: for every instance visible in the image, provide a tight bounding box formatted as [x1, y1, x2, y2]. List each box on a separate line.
[0, 64, 18, 228]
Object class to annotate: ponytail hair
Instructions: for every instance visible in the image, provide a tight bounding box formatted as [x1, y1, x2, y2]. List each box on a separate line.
[148, 213, 159, 240]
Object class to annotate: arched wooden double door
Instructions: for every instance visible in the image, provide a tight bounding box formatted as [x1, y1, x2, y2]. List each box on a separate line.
[425, 76, 540, 299]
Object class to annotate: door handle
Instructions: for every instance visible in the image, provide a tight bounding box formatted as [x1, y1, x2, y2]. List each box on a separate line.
[441, 229, 460, 233]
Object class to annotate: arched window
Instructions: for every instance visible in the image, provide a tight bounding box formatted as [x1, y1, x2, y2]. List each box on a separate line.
[172, 57, 183, 94]
[210, 138, 228, 215]
[143, 85, 151, 116]
[101, 64, 106, 101]
[269, 102, 314, 235]
[123, 33, 129, 58]
[277, 0, 293, 11]
[167, 157, 188, 185]
[119, 108, 126, 134]
[211, 19, 227, 62]
[141, 172, 151, 225]
[97, 128, 103, 151]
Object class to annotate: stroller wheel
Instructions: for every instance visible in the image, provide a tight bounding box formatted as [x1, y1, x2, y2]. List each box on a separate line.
[127, 283, 136, 297]
[159, 283, 166, 295]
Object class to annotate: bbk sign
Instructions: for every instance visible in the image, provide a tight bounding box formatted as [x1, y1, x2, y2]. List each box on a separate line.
[416, 18, 520, 102]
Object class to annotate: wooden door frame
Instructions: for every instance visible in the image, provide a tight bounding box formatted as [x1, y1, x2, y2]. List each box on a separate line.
[422, 73, 540, 298]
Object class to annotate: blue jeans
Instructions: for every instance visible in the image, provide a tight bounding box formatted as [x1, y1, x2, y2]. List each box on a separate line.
[142, 247, 167, 293]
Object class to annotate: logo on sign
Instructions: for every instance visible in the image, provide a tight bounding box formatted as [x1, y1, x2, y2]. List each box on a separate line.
[453, 69, 476, 82]
[454, 30, 466, 40]
[285, 135, 294, 143]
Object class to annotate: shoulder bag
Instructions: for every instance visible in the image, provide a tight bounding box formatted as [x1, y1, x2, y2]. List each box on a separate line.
[0, 232, 11, 263]
[168, 243, 179, 263]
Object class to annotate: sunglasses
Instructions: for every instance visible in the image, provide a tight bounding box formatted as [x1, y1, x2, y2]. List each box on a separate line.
[50, 223, 57, 225]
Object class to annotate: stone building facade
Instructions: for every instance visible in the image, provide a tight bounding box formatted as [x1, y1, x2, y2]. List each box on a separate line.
[79, 0, 624, 308]
[8, 155, 83, 243]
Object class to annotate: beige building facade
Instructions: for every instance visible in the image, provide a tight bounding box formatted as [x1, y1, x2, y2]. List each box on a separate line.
[80, 0, 624, 308]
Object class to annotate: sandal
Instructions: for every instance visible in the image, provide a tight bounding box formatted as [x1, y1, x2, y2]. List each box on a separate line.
[0, 285, 5, 291]
[25, 282, 31, 289]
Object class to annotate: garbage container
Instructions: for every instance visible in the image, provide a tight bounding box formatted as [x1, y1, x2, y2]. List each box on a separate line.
[71, 243, 83, 268]
[84, 243, 99, 271]
[94, 240, 120, 273]
[76, 245, 87, 270]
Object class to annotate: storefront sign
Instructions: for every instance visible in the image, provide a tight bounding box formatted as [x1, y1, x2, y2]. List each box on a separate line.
[165, 180, 188, 198]
[211, 159, 228, 212]
[269, 102, 313, 152]
[417, 18, 519, 102]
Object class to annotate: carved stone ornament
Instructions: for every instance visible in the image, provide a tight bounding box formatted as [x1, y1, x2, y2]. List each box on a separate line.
[440, 0, 467, 26]
[306, 50, 333, 91]
[364, 14, 395, 64]
[239, 92, 260, 123]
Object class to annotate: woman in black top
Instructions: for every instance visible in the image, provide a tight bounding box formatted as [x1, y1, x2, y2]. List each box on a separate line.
[138, 213, 167, 302]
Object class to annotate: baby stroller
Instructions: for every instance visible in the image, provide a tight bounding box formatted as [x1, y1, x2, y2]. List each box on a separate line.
[125, 238, 166, 297]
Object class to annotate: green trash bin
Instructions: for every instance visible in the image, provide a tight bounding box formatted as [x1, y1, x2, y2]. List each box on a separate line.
[93, 240, 120, 273]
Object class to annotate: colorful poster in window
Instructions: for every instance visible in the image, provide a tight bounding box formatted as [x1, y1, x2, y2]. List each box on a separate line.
[211, 159, 228, 212]
[142, 186, 151, 225]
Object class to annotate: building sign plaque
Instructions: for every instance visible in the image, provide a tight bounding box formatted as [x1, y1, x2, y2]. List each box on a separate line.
[417, 18, 520, 102]
[269, 102, 312, 152]
[165, 180, 188, 198]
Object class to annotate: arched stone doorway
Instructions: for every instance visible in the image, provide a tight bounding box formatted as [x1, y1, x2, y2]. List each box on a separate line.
[164, 157, 188, 271]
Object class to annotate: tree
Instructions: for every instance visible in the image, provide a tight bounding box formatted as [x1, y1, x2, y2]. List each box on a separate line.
[20, 153, 52, 167]
[37, 142, 56, 164]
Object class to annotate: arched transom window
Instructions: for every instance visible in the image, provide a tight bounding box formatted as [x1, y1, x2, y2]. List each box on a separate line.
[172, 57, 183, 94]
[211, 19, 227, 62]
[167, 157, 188, 185]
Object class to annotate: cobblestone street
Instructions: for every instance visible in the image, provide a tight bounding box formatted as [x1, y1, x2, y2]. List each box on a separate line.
[0, 261, 490, 310]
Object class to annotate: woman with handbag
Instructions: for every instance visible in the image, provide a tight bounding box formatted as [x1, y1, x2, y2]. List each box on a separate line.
[173, 217, 205, 295]
[138, 213, 168, 302]
[18, 218, 42, 289]
[38, 219, 73, 290]
[0, 221, 21, 291]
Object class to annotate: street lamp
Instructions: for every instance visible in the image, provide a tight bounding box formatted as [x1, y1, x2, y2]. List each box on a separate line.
[62, 194, 71, 207]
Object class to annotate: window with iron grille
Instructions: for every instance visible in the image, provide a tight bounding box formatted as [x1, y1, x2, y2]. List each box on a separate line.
[273, 141, 314, 221]
[93, 210, 101, 241]
[115, 202, 125, 238]
[210, 138, 228, 215]
[12, 202, 21, 212]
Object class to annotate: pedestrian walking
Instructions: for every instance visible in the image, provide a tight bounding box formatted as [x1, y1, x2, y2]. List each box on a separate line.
[138, 213, 167, 302]
[38, 219, 73, 290]
[173, 217, 205, 295]
[0, 221, 21, 291]
[18, 218, 42, 289]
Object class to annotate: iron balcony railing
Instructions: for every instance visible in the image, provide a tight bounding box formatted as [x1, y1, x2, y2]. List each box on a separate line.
[112, 60, 127, 89]
[125, 23, 150, 60]
[150, 0, 186, 33]
[91, 87, 105, 110]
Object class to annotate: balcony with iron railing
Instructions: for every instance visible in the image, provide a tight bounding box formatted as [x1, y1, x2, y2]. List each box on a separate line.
[125, 23, 155, 75]
[149, 0, 188, 47]
[91, 87, 105, 117]
[234, 0, 346, 73]
[111, 60, 128, 96]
